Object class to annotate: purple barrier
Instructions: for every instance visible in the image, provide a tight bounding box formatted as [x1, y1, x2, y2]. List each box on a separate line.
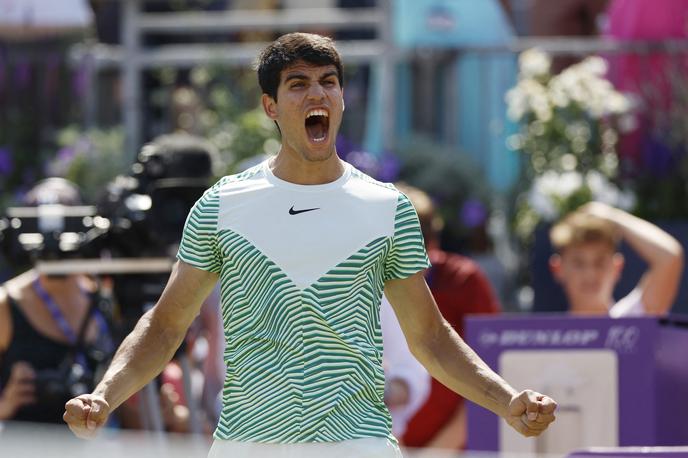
[465, 314, 688, 453]
[567, 447, 688, 458]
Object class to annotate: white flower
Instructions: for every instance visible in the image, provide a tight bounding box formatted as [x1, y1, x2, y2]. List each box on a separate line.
[528, 171, 585, 220]
[586, 99, 606, 119]
[584, 171, 635, 210]
[528, 170, 634, 222]
[533, 170, 583, 199]
[585, 170, 608, 196]
[523, 80, 550, 120]
[505, 85, 529, 121]
[533, 170, 563, 196]
[547, 59, 630, 119]
[548, 77, 570, 107]
[585, 78, 614, 101]
[532, 99, 553, 122]
[558, 171, 584, 196]
[519, 48, 552, 79]
[506, 79, 551, 121]
[579, 56, 608, 77]
[506, 134, 524, 150]
[555, 67, 584, 102]
[606, 92, 632, 114]
[528, 186, 558, 220]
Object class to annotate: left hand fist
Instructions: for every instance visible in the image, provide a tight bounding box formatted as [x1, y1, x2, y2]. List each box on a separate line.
[505, 390, 557, 437]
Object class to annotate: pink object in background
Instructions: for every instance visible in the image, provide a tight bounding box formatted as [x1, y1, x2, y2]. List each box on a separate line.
[604, 0, 688, 164]
[606, 0, 688, 40]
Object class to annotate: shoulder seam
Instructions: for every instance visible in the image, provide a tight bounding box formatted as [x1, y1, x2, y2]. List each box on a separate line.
[211, 163, 264, 194]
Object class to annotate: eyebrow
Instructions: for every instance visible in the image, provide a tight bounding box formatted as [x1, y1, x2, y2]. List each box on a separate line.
[284, 70, 338, 83]
[319, 71, 338, 81]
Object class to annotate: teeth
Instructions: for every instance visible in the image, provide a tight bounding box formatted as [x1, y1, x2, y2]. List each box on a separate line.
[306, 109, 328, 118]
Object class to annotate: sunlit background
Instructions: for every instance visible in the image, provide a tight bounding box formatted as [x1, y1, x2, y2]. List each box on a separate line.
[1, 1, 688, 457]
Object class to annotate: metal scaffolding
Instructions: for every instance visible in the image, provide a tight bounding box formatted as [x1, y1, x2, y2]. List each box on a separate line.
[72, 0, 396, 161]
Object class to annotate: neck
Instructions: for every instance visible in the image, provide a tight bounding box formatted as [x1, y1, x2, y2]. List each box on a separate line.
[568, 296, 612, 315]
[270, 150, 344, 185]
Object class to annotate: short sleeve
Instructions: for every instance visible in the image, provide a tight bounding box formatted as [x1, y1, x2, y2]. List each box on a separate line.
[384, 192, 431, 281]
[177, 185, 222, 273]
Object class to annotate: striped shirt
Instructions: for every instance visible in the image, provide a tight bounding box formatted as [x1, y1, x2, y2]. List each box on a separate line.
[177, 160, 429, 443]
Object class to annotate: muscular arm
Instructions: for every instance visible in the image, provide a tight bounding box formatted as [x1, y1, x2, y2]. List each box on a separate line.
[581, 202, 684, 314]
[93, 261, 219, 410]
[385, 272, 556, 436]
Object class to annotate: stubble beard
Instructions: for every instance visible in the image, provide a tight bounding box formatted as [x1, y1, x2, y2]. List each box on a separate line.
[301, 148, 335, 163]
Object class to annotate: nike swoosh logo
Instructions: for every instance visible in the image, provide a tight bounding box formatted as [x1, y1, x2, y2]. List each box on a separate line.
[289, 206, 320, 215]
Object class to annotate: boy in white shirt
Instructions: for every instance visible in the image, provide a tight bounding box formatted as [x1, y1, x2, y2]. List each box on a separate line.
[549, 202, 684, 317]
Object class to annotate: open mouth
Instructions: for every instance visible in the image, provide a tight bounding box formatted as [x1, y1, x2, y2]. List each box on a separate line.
[305, 109, 329, 143]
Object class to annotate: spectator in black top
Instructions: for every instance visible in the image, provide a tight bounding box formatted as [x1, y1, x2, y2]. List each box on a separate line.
[0, 178, 111, 424]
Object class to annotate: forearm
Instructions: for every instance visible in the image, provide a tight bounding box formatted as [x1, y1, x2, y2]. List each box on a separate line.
[93, 309, 185, 410]
[385, 273, 556, 438]
[411, 321, 516, 418]
[607, 208, 683, 266]
[603, 207, 683, 313]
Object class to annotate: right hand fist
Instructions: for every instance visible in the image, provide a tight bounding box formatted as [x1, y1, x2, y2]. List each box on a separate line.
[63, 393, 110, 439]
[0, 361, 36, 419]
[505, 390, 557, 437]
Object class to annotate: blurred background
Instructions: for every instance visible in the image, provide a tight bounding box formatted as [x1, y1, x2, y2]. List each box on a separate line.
[0, 1, 687, 457]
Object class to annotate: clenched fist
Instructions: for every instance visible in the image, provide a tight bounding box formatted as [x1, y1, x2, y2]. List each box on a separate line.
[63, 394, 110, 439]
[505, 390, 557, 437]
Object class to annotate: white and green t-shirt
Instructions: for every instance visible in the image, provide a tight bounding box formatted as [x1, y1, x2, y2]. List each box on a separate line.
[177, 160, 429, 444]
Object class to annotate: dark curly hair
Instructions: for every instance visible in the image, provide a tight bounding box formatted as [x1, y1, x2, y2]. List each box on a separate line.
[256, 32, 344, 101]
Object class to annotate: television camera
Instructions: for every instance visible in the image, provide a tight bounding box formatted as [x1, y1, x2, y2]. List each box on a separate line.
[0, 135, 216, 419]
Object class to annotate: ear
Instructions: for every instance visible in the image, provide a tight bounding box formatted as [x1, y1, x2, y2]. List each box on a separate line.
[549, 254, 563, 282]
[262, 93, 278, 120]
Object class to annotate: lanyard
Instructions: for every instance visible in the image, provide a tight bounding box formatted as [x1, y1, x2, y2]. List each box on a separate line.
[31, 278, 112, 367]
[32, 279, 80, 345]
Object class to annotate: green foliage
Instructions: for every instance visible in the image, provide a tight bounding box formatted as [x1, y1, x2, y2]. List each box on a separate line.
[49, 126, 129, 202]
[208, 107, 280, 175]
[150, 65, 280, 176]
[395, 136, 491, 247]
